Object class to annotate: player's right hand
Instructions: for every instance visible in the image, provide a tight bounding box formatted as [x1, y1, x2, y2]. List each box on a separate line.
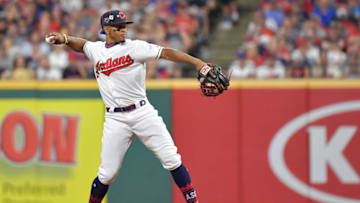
[45, 32, 66, 45]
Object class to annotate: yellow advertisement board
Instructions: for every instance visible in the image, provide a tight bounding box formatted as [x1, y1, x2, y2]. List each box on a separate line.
[0, 99, 105, 203]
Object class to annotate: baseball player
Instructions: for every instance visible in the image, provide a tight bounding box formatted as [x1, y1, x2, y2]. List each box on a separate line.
[46, 10, 228, 203]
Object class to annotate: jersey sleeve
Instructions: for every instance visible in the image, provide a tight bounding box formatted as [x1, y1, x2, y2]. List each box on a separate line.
[133, 40, 163, 61]
[83, 41, 97, 62]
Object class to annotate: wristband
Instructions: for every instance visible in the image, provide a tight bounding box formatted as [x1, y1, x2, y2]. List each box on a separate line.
[199, 64, 211, 76]
[62, 33, 69, 45]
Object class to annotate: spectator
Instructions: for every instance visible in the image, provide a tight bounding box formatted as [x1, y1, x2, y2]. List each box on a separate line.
[346, 64, 360, 78]
[21, 2, 37, 32]
[228, 51, 256, 79]
[30, 31, 51, 57]
[263, 1, 284, 27]
[276, 16, 298, 46]
[276, 38, 291, 67]
[48, 44, 69, 76]
[218, 4, 233, 30]
[36, 56, 62, 80]
[308, 14, 327, 39]
[49, 5, 64, 32]
[15, 24, 34, 58]
[321, 22, 345, 51]
[7, 23, 19, 41]
[5, 56, 35, 80]
[3, 37, 18, 65]
[62, 64, 87, 79]
[238, 0, 360, 79]
[288, 60, 311, 78]
[327, 44, 347, 78]
[246, 11, 266, 38]
[218, 0, 239, 30]
[256, 54, 286, 79]
[344, 53, 360, 78]
[312, 50, 328, 78]
[29, 44, 42, 70]
[0, 19, 6, 41]
[86, 21, 102, 41]
[175, 2, 198, 37]
[246, 42, 265, 66]
[4, 2, 18, 23]
[345, 59, 360, 78]
[60, 0, 83, 14]
[147, 57, 177, 79]
[291, 37, 320, 67]
[166, 17, 192, 52]
[312, 0, 336, 26]
[88, 0, 106, 11]
[347, 0, 360, 22]
[37, 11, 51, 37]
[0, 47, 12, 77]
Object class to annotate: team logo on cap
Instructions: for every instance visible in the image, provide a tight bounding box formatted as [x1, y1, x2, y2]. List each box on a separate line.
[119, 11, 125, 19]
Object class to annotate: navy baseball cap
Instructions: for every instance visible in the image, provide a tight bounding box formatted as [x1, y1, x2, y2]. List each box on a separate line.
[100, 10, 133, 34]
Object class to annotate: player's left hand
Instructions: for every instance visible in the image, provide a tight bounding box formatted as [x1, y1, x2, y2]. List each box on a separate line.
[197, 63, 230, 97]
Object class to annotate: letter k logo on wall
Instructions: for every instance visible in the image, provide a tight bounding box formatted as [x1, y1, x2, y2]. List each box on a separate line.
[308, 126, 360, 184]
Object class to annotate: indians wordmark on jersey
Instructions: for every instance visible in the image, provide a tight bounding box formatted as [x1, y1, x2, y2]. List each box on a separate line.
[84, 39, 162, 106]
[95, 55, 134, 77]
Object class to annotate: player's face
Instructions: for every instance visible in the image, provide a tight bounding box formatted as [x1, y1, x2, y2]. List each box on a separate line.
[105, 23, 127, 42]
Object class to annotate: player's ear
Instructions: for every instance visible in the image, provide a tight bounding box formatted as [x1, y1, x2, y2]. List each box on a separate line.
[103, 26, 110, 35]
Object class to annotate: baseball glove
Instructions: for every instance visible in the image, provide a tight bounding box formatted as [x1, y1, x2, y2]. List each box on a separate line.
[197, 63, 230, 97]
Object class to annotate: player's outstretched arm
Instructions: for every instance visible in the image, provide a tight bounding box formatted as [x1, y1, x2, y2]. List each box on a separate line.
[160, 48, 206, 70]
[45, 32, 87, 53]
[160, 48, 230, 97]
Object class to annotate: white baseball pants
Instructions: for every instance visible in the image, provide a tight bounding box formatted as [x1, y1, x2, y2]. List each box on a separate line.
[97, 100, 182, 185]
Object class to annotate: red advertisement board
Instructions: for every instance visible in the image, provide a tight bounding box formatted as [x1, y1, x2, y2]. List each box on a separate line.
[172, 84, 360, 203]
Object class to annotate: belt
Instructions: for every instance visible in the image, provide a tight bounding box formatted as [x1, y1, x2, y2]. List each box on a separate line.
[106, 100, 146, 113]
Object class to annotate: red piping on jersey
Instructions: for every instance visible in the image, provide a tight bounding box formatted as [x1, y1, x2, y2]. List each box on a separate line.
[105, 42, 123, 48]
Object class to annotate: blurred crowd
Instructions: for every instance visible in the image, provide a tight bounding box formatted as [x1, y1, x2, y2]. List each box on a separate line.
[0, 0, 238, 80]
[230, 0, 360, 79]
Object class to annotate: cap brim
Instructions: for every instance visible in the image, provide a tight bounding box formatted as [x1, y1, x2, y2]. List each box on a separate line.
[113, 20, 133, 24]
[99, 21, 133, 35]
[110, 21, 134, 25]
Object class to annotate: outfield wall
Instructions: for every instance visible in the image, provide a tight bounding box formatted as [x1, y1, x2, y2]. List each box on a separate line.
[0, 81, 171, 203]
[0, 80, 359, 203]
[172, 80, 360, 203]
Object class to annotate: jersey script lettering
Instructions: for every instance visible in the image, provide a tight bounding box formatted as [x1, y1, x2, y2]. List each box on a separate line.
[95, 55, 134, 76]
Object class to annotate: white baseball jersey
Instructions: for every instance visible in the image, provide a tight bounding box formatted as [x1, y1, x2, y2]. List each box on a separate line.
[83, 39, 163, 107]
[83, 39, 181, 185]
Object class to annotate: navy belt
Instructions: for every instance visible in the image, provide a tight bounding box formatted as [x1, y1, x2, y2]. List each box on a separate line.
[106, 100, 146, 112]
